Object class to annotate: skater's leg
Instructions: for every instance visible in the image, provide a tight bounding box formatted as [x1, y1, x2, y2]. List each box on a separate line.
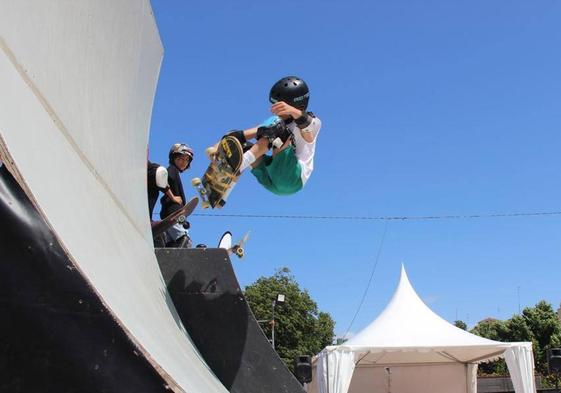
[240, 138, 269, 172]
[250, 146, 303, 196]
[164, 223, 190, 248]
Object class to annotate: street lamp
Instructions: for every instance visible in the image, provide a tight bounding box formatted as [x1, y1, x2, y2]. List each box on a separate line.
[271, 294, 285, 349]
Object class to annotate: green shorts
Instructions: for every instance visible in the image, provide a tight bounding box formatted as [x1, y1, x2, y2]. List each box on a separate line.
[250, 146, 303, 195]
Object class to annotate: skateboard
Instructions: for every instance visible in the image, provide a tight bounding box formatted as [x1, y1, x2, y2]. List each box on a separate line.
[218, 231, 233, 249]
[218, 230, 250, 259]
[231, 231, 250, 258]
[151, 196, 199, 238]
[192, 135, 243, 209]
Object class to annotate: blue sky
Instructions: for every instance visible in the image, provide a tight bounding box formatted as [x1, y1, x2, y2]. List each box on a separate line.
[149, 0, 561, 338]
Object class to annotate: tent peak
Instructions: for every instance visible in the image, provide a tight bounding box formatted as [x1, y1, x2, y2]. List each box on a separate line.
[399, 263, 409, 283]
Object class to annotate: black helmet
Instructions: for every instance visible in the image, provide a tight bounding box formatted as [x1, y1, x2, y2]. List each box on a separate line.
[269, 76, 310, 110]
[168, 143, 194, 168]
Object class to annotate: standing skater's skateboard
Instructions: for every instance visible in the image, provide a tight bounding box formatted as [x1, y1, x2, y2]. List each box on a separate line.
[192, 135, 243, 209]
[231, 231, 250, 258]
[218, 230, 250, 259]
[218, 231, 233, 249]
[151, 197, 199, 238]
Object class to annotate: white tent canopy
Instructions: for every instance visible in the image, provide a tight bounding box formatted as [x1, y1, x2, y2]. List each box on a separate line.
[311, 265, 535, 393]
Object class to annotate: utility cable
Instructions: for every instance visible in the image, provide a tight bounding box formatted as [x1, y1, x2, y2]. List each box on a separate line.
[341, 221, 389, 341]
[190, 210, 561, 221]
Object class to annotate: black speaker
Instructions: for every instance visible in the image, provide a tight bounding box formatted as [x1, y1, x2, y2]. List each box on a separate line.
[548, 348, 561, 373]
[294, 355, 312, 384]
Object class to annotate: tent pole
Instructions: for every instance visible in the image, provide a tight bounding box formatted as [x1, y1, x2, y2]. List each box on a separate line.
[466, 350, 505, 364]
[326, 351, 329, 393]
[355, 351, 371, 365]
[439, 351, 463, 363]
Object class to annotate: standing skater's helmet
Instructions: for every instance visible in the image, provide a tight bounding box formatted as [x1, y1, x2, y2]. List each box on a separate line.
[269, 76, 310, 110]
[168, 143, 194, 168]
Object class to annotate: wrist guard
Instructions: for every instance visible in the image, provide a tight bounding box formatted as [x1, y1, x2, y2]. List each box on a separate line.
[256, 121, 292, 149]
[295, 112, 312, 129]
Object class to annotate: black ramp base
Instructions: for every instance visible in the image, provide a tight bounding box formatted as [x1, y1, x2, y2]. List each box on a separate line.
[0, 165, 170, 393]
[156, 248, 305, 393]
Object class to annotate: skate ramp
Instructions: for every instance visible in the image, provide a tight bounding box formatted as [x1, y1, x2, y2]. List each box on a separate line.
[157, 248, 306, 393]
[0, 2, 227, 391]
[0, 165, 171, 392]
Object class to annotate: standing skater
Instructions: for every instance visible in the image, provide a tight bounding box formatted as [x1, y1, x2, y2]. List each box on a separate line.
[160, 143, 194, 248]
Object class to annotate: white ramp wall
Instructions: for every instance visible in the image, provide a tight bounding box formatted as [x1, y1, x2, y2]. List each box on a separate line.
[0, 1, 227, 392]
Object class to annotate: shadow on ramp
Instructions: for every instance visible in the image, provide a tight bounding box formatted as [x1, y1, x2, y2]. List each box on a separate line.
[0, 166, 169, 393]
[157, 248, 305, 393]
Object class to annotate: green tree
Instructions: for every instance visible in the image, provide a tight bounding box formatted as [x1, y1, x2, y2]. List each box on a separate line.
[503, 314, 535, 345]
[470, 301, 561, 377]
[471, 318, 508, 341]
[470, 318, 509, 375]
[454, 320, 467, 330]
[244, 268, 335, 371]
[522, 301, 561, 374]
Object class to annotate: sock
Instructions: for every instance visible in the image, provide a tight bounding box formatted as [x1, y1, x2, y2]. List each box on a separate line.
[239, 150, 256, 172]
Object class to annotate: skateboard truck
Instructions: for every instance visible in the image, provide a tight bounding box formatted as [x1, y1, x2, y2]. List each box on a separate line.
[232, 245, 244, 258]
[191, 178, 211, 209]
[232, 231, 250, 259]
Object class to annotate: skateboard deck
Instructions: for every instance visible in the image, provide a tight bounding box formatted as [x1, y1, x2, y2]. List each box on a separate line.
[151, 196, 199, 237]
[218, 231, 233, 249]
[192, 135, 243, 209]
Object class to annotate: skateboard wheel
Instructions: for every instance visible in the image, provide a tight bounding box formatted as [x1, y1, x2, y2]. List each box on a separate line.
[205, 146, 217, 159]
[201, 201, 211, 209]
[191, 178, 202, 186]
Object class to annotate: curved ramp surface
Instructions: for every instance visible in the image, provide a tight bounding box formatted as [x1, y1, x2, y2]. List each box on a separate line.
[0, 2, 227, 392]
[157, 248, 306, 393]
[0, 165, 170, 392]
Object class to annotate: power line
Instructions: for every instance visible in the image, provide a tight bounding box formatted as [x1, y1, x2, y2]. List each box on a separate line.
[190, 210, 561, 221]
[342, 222, 389, 341]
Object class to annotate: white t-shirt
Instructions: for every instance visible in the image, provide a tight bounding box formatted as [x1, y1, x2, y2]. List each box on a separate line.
[288, 115, 321, 185]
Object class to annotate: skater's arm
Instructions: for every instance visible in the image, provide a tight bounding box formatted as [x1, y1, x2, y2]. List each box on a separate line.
[165, 189, 182, 205]
[295, 114, 321, 143]
[270, 102, 319, 143]
[243, 127, 259, 140]
[297, 115, 320, 143]
[155, 165, 181, 204]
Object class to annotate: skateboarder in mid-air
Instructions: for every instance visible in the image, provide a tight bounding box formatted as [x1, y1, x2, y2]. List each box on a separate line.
[225, 75, 322, 196]
[160, 143, 194, 248]
[193, 76, 321, 208]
